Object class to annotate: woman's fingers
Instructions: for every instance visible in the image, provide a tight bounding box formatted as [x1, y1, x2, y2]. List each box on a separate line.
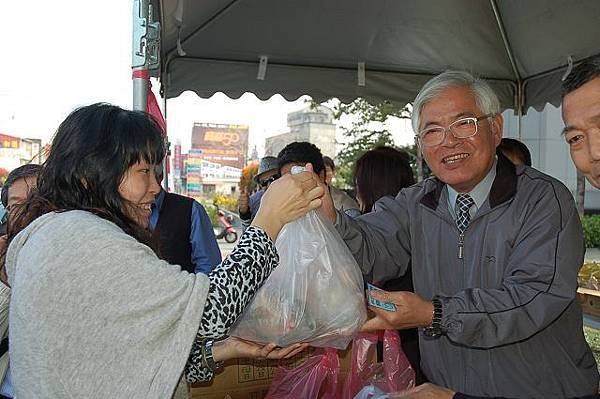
[263, 343, 307, 359]
[283, 343, 309, 359]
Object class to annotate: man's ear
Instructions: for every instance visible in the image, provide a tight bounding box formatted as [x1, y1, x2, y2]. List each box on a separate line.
[492, 113, 504, 146]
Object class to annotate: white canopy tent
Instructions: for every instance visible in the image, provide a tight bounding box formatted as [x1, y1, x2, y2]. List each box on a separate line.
[141, 0, 600, 116]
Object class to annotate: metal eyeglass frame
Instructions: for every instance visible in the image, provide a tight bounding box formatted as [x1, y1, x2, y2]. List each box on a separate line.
[416, 113, 495, 147]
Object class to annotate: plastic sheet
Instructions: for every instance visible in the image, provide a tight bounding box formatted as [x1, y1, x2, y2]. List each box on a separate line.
[343, 330, 415, 398]
[265, 348, 340, 399]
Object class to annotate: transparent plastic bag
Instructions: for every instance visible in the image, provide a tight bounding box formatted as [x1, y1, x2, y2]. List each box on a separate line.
[265, 348, 340, 399]
[343, 330, 415, 399]
[230, 207, 367, 349]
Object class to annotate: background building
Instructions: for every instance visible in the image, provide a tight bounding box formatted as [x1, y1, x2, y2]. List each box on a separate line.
[177, 123, 248, 199]
[264, 105, 336, 158]
[0, 134, 43, 173]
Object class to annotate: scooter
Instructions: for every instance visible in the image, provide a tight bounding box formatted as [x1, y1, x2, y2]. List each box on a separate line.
[215, 208, 238, 243]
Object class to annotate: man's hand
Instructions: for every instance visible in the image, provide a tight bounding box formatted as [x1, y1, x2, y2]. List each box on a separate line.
[238, 188, 250, 215]
[213, 336, 309, 362]
[389, 383, 455, 398]
[361, 290, 434, 332]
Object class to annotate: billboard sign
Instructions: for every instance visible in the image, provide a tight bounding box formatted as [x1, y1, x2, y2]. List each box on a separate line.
[191, 123, 249, 170]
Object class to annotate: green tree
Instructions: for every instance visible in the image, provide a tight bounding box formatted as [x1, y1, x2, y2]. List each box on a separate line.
[323, 98, 417, 188]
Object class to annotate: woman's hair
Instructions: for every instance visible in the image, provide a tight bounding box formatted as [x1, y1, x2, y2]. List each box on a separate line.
[8, 103, 165, 248]
[354, 146, 415, 214]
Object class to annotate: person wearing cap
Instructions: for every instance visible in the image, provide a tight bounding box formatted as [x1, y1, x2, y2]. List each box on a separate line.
[150, 166, 221, 275]
[238, 156, 279, 230]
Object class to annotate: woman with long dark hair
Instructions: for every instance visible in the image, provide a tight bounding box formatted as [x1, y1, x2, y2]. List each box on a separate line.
[353, 146, 426, 384]
[3, 103, 323, 398]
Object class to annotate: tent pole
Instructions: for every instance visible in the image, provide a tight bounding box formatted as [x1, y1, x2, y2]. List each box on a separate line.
[490, 0, 521, 83]
[132, 67, 149, 111]
[490, 0, 524, 137]
[517, 81, 523, 140]
[163, 94, 169, 191]
[132, 0, 149, 111]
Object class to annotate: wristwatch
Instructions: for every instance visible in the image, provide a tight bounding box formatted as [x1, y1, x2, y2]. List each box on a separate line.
[423, 296, 443, 338]
[202, 339, 224, 372]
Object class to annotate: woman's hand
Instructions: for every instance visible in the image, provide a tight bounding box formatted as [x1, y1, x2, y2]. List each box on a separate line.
[389, 383, 454, 398]
[212, 336, 309, 362]
[252, 163, 323, 239]
[0, 235, 8, 286]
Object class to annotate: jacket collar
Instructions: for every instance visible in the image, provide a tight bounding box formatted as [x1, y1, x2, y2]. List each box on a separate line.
[420, 151, 517, 210]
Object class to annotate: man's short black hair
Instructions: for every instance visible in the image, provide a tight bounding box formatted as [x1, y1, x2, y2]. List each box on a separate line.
[277, 142, 325, 175]
[1, 164, 42, 207]
[561, 56, 600, 99]
[498, 138, 532, 167]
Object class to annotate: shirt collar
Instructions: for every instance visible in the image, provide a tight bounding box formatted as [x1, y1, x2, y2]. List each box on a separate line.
[153, 189, 166, 211]
[447, 156, 498, 213]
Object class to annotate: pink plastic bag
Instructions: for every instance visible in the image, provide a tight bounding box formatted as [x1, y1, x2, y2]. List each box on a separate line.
[343, 330, 415, 398]
[266, 348, 340, 399]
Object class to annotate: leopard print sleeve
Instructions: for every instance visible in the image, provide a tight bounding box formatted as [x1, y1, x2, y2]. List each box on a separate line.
[185, 225, 279, 383]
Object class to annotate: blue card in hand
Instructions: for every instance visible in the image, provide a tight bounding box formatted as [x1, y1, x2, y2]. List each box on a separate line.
[367, 283, 397, 312]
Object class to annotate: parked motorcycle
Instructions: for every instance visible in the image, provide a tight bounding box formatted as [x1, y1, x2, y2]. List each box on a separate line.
[215, 207, 238, 243]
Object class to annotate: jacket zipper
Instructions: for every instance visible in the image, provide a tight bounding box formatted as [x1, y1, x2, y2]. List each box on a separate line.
[458, 233, 464, 259]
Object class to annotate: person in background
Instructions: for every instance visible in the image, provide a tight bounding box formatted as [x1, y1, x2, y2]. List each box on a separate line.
[0, 164, 42, 231]
[323, 155, 336, 185]
[4, 103, 323, 399]
[353, 147, 415, 214]
[562, 56, 600, 188]
[321, 71, 598, 398]
[353, 146, 426, 383]
[150, 167, 220, 275]
[497, 137, 532, 167]
[277, 142, 360, 217]
[238, 156, 279, 231]
[0, 163, 42, 399]
[322, 155, 360, 216]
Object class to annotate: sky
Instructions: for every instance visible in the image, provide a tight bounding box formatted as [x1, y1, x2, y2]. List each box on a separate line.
[0, 0, 414, 157]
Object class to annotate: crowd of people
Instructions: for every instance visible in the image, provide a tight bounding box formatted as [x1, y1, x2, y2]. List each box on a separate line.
[0, 57, 598, 399]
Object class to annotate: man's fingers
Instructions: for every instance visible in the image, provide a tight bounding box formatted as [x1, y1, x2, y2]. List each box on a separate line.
[369, 289, 393, 303]
[305, 185, 325, 202]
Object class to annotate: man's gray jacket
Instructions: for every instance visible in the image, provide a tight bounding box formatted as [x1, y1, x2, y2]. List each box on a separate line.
[336, 154, 599, 398]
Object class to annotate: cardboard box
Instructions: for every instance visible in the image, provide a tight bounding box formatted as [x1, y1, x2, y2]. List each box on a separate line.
[578, 287, 600, 317]
[191, 346, 357, 399]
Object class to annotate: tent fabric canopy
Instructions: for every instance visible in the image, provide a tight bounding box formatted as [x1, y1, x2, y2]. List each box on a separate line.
[153, 0, 600, 113]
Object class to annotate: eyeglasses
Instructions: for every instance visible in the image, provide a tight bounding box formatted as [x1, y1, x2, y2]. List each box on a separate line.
[417, 114, 495, 147]
[259, 174, 280, 188]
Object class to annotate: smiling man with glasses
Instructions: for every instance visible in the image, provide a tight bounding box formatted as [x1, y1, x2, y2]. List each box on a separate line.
[320, 71, 598, 398]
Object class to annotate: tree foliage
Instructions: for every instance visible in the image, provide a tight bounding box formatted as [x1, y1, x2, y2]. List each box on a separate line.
[240, 163, 259, 192]
[325, 98, 415, 188]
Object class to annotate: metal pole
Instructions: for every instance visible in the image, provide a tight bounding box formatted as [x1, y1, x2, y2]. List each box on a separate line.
[132, 0, 147, 110]
[490, 0, 524, 137]
[163, 94, 169, 191]
[132, 67, 149, 111]
[517, 82, 523, 140]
